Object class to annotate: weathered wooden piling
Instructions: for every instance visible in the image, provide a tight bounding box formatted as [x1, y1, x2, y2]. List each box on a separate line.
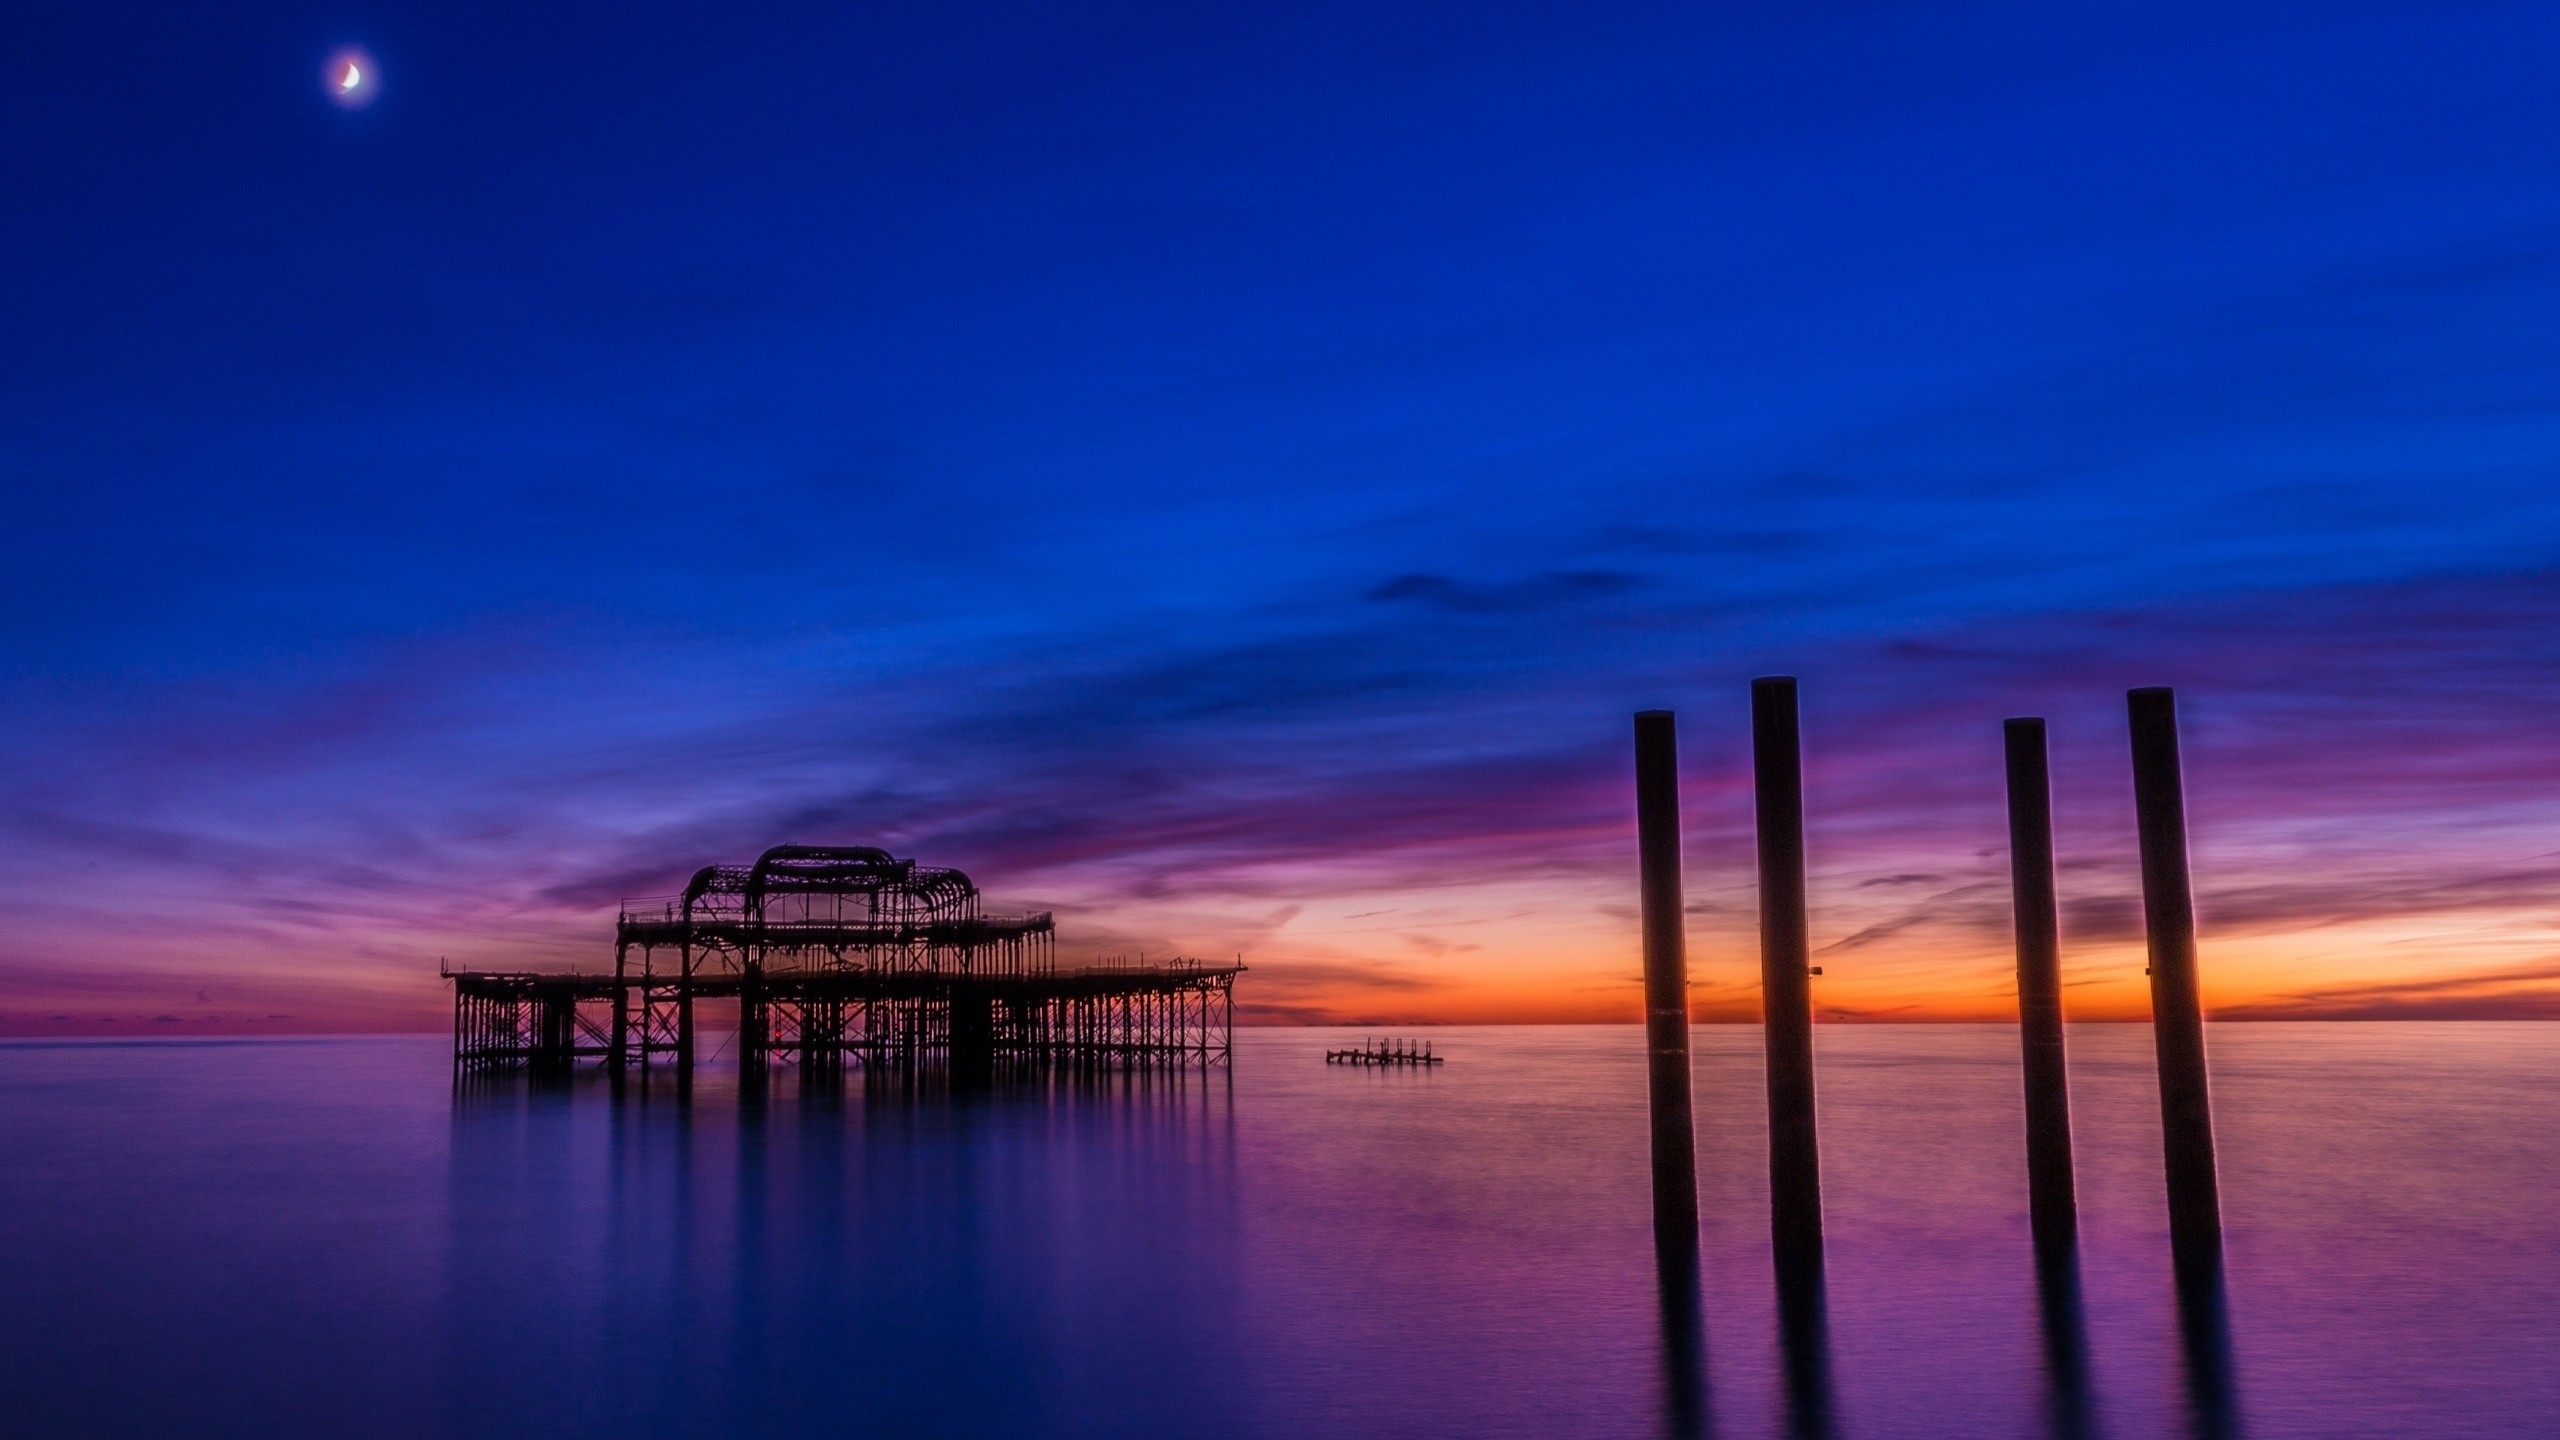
[2003, 717, 2078, 1251]
[1633, 710, 1701, 1253]
[2127, 686, 2223, 1273]
[1751, 677, 1824, 1262]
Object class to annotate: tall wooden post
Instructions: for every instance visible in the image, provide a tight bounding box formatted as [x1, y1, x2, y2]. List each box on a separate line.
[1752, 676, 1824, 1263]
[2127, 686, 2223, 1274]
[2004, 717, 2078, 1251]
[1634, 710, 1700, 1254]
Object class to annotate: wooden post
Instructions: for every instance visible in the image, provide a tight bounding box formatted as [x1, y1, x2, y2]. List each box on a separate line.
[2004, 717, 2079, 1252]
[1634, 710, 1700, 1254]
[1752, 676, 1824, 1263]
[2127, 686, 2223, 1274]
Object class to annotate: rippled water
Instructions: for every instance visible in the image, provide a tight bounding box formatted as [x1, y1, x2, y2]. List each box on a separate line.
[0, 1024, 2552, 1437]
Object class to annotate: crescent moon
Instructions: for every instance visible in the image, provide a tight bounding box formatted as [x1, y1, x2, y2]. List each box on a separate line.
[341, 63, 362, 91]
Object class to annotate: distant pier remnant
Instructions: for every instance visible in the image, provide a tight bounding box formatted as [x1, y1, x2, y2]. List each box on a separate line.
[1325, 1038, 1443, 1066]
[2003, 717, 2079, 1252]
[1752, 677, 1824, 1264]
[446, 845, 1240, 1084]
[1633, 709, 1700, 1253]
[2127, 688, 2224, 1273]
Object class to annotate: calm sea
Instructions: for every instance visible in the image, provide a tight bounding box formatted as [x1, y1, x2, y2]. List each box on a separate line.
[0, 1024, 2552, 1438]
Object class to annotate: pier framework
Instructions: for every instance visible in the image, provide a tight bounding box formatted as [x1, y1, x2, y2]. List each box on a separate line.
[448, 845, 1238, 1078]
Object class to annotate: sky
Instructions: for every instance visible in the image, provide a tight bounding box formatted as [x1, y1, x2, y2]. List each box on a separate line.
[5, 0, 2560, 1032]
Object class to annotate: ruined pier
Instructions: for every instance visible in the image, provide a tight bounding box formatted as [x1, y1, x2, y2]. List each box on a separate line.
[447, 844, 1239, 1081]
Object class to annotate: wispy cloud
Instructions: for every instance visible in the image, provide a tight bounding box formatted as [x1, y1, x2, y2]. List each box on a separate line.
[2218, 958, 2560, 1021]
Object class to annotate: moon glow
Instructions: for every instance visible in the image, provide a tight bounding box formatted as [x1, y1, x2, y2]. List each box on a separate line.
[324, 46, 379, 110]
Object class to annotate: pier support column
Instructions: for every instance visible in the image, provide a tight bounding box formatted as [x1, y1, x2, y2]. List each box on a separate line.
[1633, 710, 1700, 1255]
[676, 944, 696, 1094]
[950, 985, 995, 1087]
[534, 988, 576, 1078]
[2127, 686, 2223, 1276]
[450, 988, 468, 1084]
[610, 942, 631, 1085]
[803, 993, 829, 1078]
[740, 959, 767, 1094]
[2004, 717, 2078, 1253]
[1752, 676, 1824, 1265]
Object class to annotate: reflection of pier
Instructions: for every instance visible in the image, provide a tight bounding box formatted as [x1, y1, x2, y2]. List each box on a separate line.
[447, 845, 1239, 1080]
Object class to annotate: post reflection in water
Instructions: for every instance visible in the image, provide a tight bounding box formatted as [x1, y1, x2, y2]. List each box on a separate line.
[1653, 1245, 1713, 1439]
[2031, 1237, 2095, 1440]
[2176, 1259, 2243, 1440]
[1774, 1254, 1837, 1440]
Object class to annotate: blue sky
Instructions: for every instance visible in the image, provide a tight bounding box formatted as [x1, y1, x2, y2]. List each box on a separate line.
[6, 0, 2560, 1027]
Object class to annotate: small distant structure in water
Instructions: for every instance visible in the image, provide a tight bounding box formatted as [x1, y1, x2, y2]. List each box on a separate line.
[443, 844, 1241, 1084]
[1326, 1037, 1443, 1067]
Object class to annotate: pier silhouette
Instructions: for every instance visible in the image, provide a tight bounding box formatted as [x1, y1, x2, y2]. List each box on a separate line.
[446, 845, 1239, 1085]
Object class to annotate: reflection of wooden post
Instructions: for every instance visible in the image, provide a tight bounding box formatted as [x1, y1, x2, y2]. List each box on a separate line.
[2032, 1232, 2094, 1438]
[1774, 1244, 1836, 1437]
[1633, 710, 1700, 1254]
[1654, 1247, 1709, 1440]
[1752, 676, 1823, 1263]
[2004, 717, 2078, 1252]
[2127, 687, 2223, 1274]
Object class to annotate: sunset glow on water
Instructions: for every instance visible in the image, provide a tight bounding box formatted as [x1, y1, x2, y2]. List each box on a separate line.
[4, 1025, 2553, 1438]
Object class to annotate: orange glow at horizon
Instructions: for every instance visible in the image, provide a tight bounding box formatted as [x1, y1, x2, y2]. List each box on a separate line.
[9, 794, 2560, 1036]
[9, 899, 2560, 1036]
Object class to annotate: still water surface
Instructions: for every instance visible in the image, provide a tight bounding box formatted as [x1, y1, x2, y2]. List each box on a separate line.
[0, 1024, 2553, 1438]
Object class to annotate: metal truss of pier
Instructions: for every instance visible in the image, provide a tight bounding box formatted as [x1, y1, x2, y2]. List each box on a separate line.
[447, 845, 1239, 1082]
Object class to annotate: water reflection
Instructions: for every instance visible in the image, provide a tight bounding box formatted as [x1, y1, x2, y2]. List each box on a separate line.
[2175, 1257, 2243, 1440]
[19, 1027, 2555, 1437]
[447, 1060, 1243, 1438]
[2032, 1236, 2095, 1440]
[1775, 1253, 1837, 1440]
[1653, 1246, 1713, 1439]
